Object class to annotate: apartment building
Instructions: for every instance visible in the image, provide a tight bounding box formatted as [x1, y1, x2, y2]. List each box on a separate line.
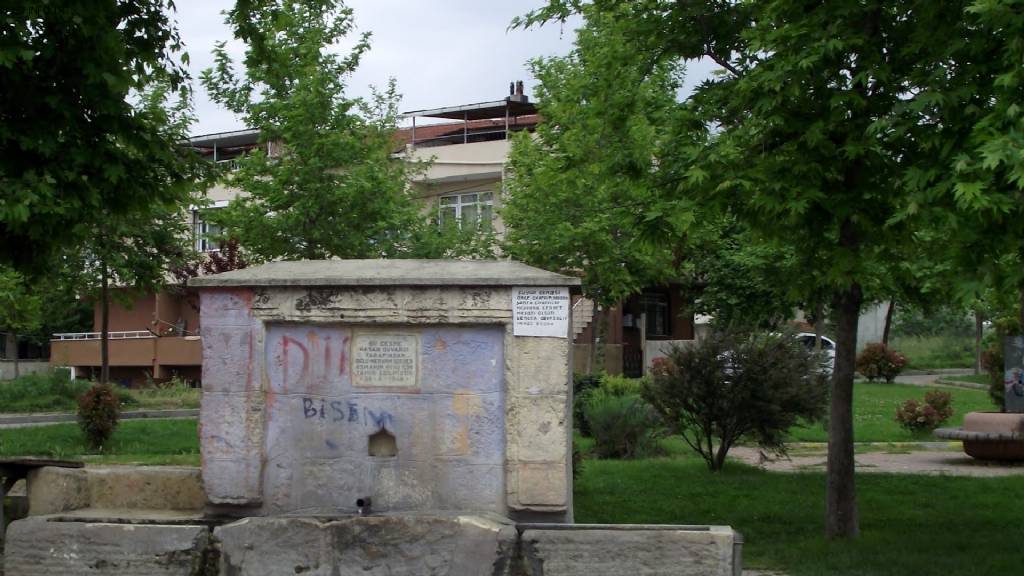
[49, 85, 696, 384]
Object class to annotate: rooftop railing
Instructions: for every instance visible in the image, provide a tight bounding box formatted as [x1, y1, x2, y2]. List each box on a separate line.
[52, 331, 155, 341]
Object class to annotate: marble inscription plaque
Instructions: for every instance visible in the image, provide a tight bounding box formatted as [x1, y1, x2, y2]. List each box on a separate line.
[352, 333, 419, 388]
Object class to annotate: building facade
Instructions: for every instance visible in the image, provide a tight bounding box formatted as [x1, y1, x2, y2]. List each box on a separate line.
[51, 87, 695, 385]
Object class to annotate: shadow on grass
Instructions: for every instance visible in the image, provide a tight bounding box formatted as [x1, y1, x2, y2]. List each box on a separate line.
[574, 448, 1024, 576]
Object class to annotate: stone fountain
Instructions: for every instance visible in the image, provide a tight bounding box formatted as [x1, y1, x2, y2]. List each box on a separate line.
[3, 260, 741, 575]
[934, 336, 1024, 460]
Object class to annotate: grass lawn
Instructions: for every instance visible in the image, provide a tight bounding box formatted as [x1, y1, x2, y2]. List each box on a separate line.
[575, 451, 1024, 575]
[0, 372, 199, 414]
[0, 418, 199, 466]
[942, 373, 991, 386]
[888, 334, 974, 370]
[787, 382, 994, 443]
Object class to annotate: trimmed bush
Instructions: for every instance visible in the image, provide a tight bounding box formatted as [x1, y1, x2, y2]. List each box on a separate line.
[573, 373, 603, 436]
[583, 391, 663, 459]
[77, 384, 121, 450]
[645, 331, 829, 471]
[895, 390, 954, 432]
[856, 343, 908, 383]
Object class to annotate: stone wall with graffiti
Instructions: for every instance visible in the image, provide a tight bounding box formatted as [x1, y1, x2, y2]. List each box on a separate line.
[261, 323, 505, 513]
[198, 284, 572, 519]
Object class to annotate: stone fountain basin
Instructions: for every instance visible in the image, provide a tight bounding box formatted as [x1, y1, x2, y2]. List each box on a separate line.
[935, 412, 1024, 461]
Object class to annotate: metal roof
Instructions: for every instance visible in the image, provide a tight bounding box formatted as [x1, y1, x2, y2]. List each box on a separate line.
[401, 99, 537, 121]
[186, 129, 261, 148]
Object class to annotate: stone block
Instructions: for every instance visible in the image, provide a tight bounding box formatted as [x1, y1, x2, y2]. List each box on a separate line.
[201, 392, 264, 459]
[26, 466, 89, 516]
[434, 461, 505, 512]
[86, 466, 204, 511]
[200, 288, 254, 327]
[3, 517, 209, 576]
[203, 457, 263, 506]
[436, 392, 505, 463]
[509, 395, 568, 463]
[201, 324, 255, 393]
[214, 514, 516, 576]
[518, 525, 737, 576]
[420, 326, 505, 394]
[514, 463, 568, 508]
[511, 337, 570, 396]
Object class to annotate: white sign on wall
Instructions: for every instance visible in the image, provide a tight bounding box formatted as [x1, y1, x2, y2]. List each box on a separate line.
[513, 287, 570, 338]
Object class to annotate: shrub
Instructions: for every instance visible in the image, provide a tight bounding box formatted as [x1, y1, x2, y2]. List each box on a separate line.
[895, 390, 954, 432]
[599, 373, 646, 397]
[981, 331, 1005, 409]
[582, 391, 663, 459]
[855, 343, 908, 383]
[77, 384, 121, 450]
[573, 373, 648, 437]
[572, 442, 584, 481]
[573, 373, 602, 436]
[644, 330, 829, 471]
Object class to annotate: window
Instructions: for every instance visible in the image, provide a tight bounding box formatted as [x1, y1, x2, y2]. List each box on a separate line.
[439, 191, 493, 229]
[640, 293, 670, 338]
[193, 210, 222, 252]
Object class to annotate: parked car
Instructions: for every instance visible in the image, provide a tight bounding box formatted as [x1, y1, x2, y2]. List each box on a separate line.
[795, 332, 836, 374]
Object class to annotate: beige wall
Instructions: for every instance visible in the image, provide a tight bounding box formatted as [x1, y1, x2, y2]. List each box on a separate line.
[407, 140, 513, 239]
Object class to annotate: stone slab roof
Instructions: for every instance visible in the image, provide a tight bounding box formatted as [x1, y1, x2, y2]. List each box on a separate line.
[188, 259, 581, 288]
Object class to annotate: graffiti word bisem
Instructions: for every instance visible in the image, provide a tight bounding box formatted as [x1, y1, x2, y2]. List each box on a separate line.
[301, 397, 394, 429]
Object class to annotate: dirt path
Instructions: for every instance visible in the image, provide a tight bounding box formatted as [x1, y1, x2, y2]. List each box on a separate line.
[729, 444, 1024, 477]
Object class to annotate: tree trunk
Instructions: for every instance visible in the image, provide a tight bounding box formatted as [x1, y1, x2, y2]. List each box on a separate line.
[100, 261, 110, 385]
[713, 441, 730, 471]
[12, 332, 19, 378]
[1019, 286, 1024, 334]
[825, 282, 862, 539]
[975, 309, 983, 375]
[881, 300, 895, 346]
[587, 300, 598, 373]
[813, 301, 824, 352]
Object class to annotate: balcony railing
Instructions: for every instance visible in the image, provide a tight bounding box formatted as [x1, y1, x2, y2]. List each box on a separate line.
[52, 331, 154, 341]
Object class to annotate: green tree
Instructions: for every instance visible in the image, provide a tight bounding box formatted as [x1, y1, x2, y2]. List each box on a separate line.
[73, 82, 206, 385]
[503, 3, 692, 308]
[0, 0, 194, 274]
[202, 0, 459, 260]
[0, 267, 42, 377]
[518, 0, 1003, 538]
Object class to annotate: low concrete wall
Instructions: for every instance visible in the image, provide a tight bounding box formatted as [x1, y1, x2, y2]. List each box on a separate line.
[4, 517, 210, 576]
[4, 514, 740, 576]
[518, 524, 738, 576]
[215, 514, 517, 575]
[0, 360, 49, 380]
[644, 340, 694, 373]
[27, 466, 205, 515]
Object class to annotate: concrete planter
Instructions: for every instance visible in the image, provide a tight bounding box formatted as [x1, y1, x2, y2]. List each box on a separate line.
[935, 412, 1024, 460]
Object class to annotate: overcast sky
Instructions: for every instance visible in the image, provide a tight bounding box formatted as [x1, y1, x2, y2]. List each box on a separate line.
[173, 0, 584, 135]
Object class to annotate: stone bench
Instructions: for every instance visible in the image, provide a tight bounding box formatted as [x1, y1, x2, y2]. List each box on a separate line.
[934, 411, 1024, 460]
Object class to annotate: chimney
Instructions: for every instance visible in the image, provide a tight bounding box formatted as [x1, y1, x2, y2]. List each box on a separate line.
[506, 80, 528, 103]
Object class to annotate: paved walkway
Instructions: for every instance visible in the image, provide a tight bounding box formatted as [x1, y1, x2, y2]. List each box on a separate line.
[0, 409, 197, 429]
[730, 444, 1024, 477]
[892, 369, 980, 388]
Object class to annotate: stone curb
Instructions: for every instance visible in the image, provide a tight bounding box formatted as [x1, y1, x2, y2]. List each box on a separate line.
[901, 368, 974, 376]
[933, 378, 987, 390]
[0, 409, 198, 426]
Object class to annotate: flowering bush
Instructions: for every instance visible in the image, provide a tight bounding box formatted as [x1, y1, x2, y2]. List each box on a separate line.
[895, 390, 954, 432]
[78, 383, 121, 450]
[855, 343, 908, 383]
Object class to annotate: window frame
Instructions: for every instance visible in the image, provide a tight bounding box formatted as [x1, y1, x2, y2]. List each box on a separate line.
[438, 190, 494, 229]
[192, 208, 224, 253]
